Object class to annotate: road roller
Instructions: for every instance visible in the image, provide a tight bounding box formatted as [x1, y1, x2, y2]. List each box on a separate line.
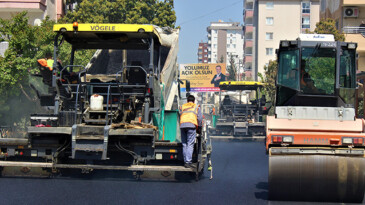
[266, 34, 365, 203]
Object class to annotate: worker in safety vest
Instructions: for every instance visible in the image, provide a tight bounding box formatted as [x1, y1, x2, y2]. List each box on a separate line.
[37, 52, 54, 71]
[179, 95, 202, 168]
[37, 53, 54, 86]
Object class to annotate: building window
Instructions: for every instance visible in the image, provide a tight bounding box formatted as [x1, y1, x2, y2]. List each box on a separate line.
[233, 44, 236, 49]
[266, 32, 273, 40]
[213, 44, 217, 48]
[302, 16, 310, 29]
[266, 48, 273, 55]
[214, 37, 217, 41]
[302, 2, 310, 13]
[266, 2, 274, 9]
[227, 44, 230, 48]
[266, 17, 274, 25]
[232, 37, 236, 42]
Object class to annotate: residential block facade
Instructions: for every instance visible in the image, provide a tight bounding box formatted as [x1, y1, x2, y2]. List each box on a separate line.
[257, 0, 320, 77]
[198, 42, 209, 63]
[207, 21, 244, 79]
[320, 0, 365, 71]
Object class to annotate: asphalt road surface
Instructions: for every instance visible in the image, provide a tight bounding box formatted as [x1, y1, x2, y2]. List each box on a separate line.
[0, 137, 363, 205]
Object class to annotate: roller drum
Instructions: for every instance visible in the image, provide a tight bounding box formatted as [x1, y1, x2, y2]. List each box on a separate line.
[269, 155, 365, 203]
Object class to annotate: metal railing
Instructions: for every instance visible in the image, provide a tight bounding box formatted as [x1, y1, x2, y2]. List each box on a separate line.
[342, 26, 365, 36]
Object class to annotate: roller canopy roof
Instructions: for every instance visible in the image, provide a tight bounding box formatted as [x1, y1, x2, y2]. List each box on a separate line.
[53, 23, 164, 49]
[219, 81, 264, 91]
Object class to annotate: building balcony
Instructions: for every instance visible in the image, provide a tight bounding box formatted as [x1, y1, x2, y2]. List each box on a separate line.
[245, 40, 253, 48]
[245, 18, 253, 25]
[245, 25, 253, 33]
[0, 0, 46, 11]
[245, 10, 253, 18]
[244, 55, 253, 63]
[343, 26, 365, 35]
[343, 0, 365, 6]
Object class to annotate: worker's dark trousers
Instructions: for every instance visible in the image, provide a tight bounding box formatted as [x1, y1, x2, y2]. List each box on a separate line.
[180, 128, 196, 163]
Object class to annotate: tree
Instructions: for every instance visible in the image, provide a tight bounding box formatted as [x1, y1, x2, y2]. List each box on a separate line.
[313, 18, 345, 41]
[261, 60, 277, 104]
[219, 55, 224, 63]
[227, 54, 236, 81]
[0, 12, 48, 125]
[60, 0, 176, 28]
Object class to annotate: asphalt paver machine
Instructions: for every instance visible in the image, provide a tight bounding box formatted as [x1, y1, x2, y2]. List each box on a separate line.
[210, 81, 267, 136]
[266, 34, 365, 203]
[0, 23, 209, 180]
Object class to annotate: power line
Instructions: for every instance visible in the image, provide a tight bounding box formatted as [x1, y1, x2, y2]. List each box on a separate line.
[178, 0, 242, 26]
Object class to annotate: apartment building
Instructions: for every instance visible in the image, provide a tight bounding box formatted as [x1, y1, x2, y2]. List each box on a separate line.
[198, 42, 209, 63]
[0, 0, 65, 25]
[253, 0, 320, 78]
[207, 21, 244, 79]
[243, 0, 258, 80]
[257, 0, 320, 77]
[320, 0, 365, 71]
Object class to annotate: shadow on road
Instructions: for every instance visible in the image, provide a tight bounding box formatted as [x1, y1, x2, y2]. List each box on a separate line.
[209, 136, 265, 143]
[56, 168, 202, 183]
[255, 182, 268, 200]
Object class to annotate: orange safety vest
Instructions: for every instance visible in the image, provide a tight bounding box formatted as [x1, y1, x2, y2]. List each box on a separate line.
[180, 102, 199, 126]
[37, 59, 53, 71]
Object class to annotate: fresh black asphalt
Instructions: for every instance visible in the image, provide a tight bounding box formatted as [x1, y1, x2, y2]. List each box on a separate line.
[0, 138, 362, 205]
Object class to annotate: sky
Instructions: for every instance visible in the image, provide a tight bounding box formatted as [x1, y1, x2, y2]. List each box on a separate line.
[174, 0, 244, 64]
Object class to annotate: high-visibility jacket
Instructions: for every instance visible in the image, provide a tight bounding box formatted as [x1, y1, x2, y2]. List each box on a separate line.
[47, 59, 54, 70]
[180, 102, 199, 126]
[37, 59, 53, 71]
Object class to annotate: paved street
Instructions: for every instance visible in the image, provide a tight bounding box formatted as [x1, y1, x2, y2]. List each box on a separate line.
[0, 138, 362, 205]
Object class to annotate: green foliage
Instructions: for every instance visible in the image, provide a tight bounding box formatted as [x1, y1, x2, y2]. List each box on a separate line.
[261, 60, 277, 115]
[306, 57, 336, 94]
[358, 92, 364, 117]
[227, 54, 236, 81]
[314, 18, 345, 41]
[257, 72, 263, 82]
[0, 12, 42, 125]
[60, 0, 176, 28]
[262, 60, 277, 103]
[0, 12, 92, 126]
[219, 55, 224, 63]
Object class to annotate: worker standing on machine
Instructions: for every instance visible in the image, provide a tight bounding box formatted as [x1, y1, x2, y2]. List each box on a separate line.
[179, 95, 202, 168]
[37, 52, 54, 70]
[37, 52, 54, 86]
